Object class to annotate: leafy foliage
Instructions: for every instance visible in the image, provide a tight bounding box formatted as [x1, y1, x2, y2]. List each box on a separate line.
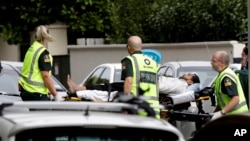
[0, 0, 248, 44]
[109, 0, 247, 43]
[0, 0, 113, 44]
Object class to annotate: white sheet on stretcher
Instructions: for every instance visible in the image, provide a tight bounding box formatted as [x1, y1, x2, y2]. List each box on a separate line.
[158, 76, 188, 94]
[167, 91, 195, 105]
[76, 90, 118, 102]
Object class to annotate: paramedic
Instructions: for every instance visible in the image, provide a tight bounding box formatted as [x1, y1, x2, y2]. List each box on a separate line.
[121, 35, 160, 118]
[19, 25, 59, 101]
[210, 50, 248, 120]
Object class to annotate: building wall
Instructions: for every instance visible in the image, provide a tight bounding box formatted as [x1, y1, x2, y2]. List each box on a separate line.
[0, 38, 20, 61]
[68, 41, 244, 84]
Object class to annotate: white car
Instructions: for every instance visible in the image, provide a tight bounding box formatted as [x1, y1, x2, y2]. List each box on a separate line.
[80, 63, 123, 86]
[1, 61, 68, 100]
[0, 100, 185, 141]
[0, 62, 23, 102]
[158, 61, 218, 89]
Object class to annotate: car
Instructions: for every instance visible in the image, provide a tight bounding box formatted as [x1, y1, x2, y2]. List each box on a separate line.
[229, 63, 241, 71]
[0, 60, 68, 101]
[0, 62, 23, 102]
[158, 61, 218, 89]
[0, 98, 186, 141]
[79, 63, 123, 86]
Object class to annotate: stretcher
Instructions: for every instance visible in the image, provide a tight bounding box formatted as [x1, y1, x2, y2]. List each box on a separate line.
[159, 87, 215, 127]
[64, 86, 215, 127]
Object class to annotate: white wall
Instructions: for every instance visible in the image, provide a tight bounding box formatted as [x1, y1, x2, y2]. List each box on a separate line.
[0, 38, 19, 61]
[47, 23, 68, 56]
[68, 41, 243, 84]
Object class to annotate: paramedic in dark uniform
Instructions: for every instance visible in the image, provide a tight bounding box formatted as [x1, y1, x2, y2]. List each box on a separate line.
[210, 51, 248, 120]
[19, 25, 60, 101]
[121, 35, 160, 118]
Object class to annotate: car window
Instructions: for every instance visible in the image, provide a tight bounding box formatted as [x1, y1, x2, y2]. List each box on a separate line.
[98, 67, 110, 84]
[114, 69, 123, 83]
[84, 67, 105, 86]
[158, 66, 174, 77]
[52, 75, 67, 91]
[0, 67, 20, 94]
[158, 66, 167, 76]
[16, 127, 179, 141]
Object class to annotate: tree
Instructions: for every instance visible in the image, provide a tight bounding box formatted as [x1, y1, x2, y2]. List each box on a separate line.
[0, 0, 248, 44]
[109, 0, 247, 43]
[0, 0, 113, 45]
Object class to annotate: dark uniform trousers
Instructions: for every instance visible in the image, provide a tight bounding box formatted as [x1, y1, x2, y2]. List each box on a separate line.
[20, 86, 50, 101]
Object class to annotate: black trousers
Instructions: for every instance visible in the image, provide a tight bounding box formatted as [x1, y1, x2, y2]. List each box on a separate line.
[20, 90, 50, 101]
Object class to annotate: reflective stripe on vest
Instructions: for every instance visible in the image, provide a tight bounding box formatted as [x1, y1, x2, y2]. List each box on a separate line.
[127, 54, 160, 118]
[19, 41, 52, 94]
[21, 46, 46, 87]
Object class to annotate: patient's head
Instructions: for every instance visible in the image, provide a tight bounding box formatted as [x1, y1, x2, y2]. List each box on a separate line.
[180, 73, 200, 85]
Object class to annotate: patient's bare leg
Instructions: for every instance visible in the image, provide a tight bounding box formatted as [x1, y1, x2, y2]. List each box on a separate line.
[67, 74, 86, 94]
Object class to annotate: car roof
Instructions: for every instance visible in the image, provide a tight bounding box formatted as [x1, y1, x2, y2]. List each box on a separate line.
[161, 61, 212, 68]
[97, 63, 121, 69]
[1, 60, 23, 67]
[1, 60, 23, 73]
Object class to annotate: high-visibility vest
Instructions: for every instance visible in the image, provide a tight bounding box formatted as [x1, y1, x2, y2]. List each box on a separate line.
[125, 53, 160, 118]
[214, 67, 248, 114]
[19, 41, 52, 95]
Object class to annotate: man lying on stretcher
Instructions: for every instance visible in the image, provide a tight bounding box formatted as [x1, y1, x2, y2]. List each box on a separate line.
[66, 72, 203, 102]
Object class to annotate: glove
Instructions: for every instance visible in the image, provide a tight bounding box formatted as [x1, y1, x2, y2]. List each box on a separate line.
[211, 111, 223, 121]
[54, 94, 63, 102]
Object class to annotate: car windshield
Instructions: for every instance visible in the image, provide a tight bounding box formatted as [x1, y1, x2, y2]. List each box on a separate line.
[0, 66, 20, 95]
[177, 66, 218, 88]
[16, 127, 179, 141]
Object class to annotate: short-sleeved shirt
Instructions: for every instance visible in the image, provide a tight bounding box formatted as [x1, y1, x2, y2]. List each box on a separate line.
[220, 76, 238, 97]
[121, 51, 142, 80]
[38, 50, 52, 71]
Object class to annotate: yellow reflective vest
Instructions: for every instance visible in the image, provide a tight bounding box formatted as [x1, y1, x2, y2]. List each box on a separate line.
[214, 67, 248, 114]
[19, 41, 52, 95]
[125, 53, 160, 118]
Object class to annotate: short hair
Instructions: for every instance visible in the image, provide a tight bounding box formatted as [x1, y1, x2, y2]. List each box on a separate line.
[127, 35, 142, 50]
[217, 51, 230, 65]
[192, 73, 200, 83]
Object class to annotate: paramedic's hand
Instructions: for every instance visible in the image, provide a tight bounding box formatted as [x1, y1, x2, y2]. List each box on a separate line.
[211, 111, 223, 121]
[54, 94, 63, 102]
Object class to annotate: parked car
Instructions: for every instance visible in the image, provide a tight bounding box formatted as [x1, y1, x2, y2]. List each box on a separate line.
[79, 63, 123, 86]
[158, 61, 218, 89]
[0, 63, 22, 102]
[0, 99, 185, 141]
[0, 61, 68, 101]
[229, 63, 241, 71]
